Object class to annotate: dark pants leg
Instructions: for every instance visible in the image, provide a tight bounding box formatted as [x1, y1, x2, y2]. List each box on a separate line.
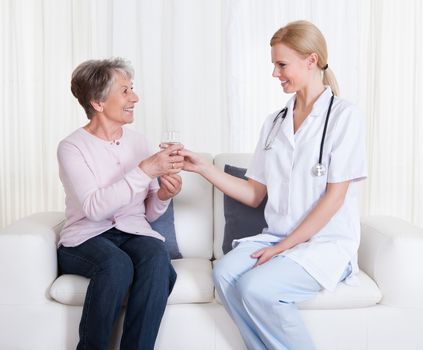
[57, 229, 176, 350]
[119, 235, 177, 350]
[58, 231, 134, 350]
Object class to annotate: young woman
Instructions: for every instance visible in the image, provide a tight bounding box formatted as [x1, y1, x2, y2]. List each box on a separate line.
[181, 21, 367, 350]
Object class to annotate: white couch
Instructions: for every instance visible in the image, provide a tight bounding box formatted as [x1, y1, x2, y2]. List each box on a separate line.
[1, 153, 423, 350]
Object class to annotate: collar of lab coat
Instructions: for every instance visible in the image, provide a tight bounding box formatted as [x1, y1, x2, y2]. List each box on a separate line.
[280, 86, 333, 147]
[305, 86, 334, 118]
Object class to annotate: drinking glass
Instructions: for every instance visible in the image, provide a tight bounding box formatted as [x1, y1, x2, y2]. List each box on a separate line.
[160, 130, 181, 150]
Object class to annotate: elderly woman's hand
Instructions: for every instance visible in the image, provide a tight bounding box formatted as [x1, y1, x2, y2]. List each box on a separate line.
[157, 174, 182, 200]
[139, 144, 184, 178]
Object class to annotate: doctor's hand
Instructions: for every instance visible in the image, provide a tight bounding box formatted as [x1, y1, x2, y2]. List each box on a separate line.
[157, 174, 182, 200]
[178, 149, 210, 175]
[251, 246, 282, 267]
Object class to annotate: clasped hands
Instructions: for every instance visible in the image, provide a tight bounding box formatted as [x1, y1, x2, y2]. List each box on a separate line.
[139, 143, 185, 201]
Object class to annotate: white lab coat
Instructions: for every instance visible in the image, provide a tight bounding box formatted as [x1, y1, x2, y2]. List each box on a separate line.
[237, 87, 367, 291]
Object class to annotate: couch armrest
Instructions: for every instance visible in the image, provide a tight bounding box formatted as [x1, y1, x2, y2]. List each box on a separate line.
[0, 212, 65, 305]
[359, 215, 423, 308]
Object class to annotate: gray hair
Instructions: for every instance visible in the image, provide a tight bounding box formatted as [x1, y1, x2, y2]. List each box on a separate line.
[71, 58, 134, 119]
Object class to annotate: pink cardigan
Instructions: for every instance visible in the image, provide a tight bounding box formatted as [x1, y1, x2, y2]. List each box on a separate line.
[57, 127, 170, 247]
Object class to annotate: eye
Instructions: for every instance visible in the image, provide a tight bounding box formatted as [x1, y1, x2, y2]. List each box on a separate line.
[278, 62, 286, 69]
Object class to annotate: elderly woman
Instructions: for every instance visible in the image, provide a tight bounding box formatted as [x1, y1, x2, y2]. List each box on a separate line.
[57, 58, 183, 350]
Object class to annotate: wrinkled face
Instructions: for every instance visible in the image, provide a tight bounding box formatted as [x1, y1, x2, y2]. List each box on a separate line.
[271, 43, 311, 94]
[98, 72, 139, 125]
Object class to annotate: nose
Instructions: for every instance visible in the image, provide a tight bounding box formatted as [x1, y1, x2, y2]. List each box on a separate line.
[272, 65, 280, 78]
[131, 90, 140, 103]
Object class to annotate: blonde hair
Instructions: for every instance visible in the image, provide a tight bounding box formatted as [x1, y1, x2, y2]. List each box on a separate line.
[270, 20, 339, 96]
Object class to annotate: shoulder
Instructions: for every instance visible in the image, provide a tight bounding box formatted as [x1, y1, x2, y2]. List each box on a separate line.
[57, 130, 88, 166]
[331, 97, 365, 129]
[60, 128, 84, 142]
[329, 98, 366, 145]
[57, 128, 85, 152]
[332, 97, 363, 118]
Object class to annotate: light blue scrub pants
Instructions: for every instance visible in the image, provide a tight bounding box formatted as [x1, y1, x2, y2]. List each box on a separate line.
[213, 241, 322, 350]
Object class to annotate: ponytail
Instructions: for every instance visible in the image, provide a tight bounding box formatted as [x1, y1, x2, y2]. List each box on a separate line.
[322, 66, 339, 96]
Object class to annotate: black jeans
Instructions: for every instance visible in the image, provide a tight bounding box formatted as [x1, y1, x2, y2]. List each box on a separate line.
[58, 228, 177, 350]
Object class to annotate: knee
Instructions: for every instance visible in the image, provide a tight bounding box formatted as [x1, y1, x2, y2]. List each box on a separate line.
[99, 252, 133, 289]
[133, 240, 172, 279]
[140, 239, 170, 265]
[236, 273, 268, 305]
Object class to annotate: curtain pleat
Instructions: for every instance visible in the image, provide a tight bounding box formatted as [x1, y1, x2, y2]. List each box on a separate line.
[1, 0, 422, 228]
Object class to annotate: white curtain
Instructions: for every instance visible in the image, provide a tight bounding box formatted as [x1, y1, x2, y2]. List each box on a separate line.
[1, 0, 422, 228]
[358, 0, 423, 226]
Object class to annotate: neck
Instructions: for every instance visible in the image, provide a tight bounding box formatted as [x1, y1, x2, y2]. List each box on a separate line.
[295, 82, 326, 112]
[84, 118, 123, 142]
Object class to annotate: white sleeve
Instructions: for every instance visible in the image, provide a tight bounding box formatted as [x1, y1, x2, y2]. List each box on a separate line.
[327, 105, 367, 183]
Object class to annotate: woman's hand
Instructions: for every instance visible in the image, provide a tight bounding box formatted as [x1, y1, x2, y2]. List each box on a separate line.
[139, 144, 184, 178]
[178, 149, 210, 175]
[157, 174, 182, 200]
[251, 245, 282, 267]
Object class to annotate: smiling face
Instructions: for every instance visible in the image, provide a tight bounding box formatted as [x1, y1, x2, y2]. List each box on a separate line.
[96, 72, 139, 125]
[271, 43, 312, 94]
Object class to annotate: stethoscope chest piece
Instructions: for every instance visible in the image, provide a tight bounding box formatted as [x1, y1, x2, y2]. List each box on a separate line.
[312, 163, 326, 177]
[264, 92, 335, 178]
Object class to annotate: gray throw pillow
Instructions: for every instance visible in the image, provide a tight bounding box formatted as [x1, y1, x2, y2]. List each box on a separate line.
[223, 164, 267, 254]
[150, 200, 182, 259]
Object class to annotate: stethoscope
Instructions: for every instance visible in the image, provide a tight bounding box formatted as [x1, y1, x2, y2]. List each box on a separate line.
[264, 93, 335, 177]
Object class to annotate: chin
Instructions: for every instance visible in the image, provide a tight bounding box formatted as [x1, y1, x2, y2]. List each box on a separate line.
[124, 116, 134, 124]
[282, 85, 296, 94]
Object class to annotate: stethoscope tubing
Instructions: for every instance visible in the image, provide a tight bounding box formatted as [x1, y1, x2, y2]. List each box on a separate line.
[318, 94, 335, 164]
[264, 93, 335, 176]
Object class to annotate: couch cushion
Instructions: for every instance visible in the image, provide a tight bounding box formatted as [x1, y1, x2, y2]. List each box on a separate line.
[50, 258, 214, 306]
[222, 164, 267, 254]
[298, 270, 382, 309]
[167, 259, 214, 304]
[213, 265, 382, 310]
[150, 200, 182, 259]
[213, 153, 253, 259]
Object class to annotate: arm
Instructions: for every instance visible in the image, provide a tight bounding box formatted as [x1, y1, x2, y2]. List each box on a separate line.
[0, 212, 64, 304]
[180, 149, 267, 208]
[58, 141, 151, 221]
[145, 174, 182, 222]
[359, 216, 423, 308]
[253, 181, 350, 265]
[58, 141, 183, 222]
